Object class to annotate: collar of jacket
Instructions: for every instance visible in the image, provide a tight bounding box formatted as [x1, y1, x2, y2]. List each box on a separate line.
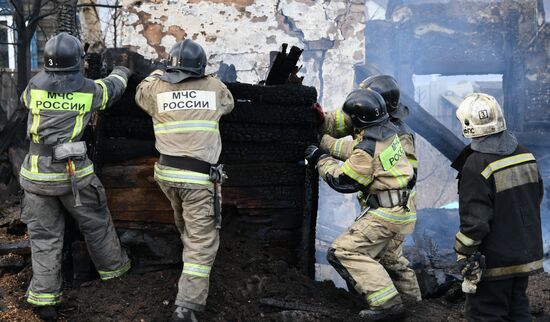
[451, 144, 474, 173]
[471, 130, 518, 156]
[390, 103, 410, 120]
[361, 120, 398, 141]
[391, 118, 414, 136]
[160, 68, 206, 84]
[32, 70, 85, 93]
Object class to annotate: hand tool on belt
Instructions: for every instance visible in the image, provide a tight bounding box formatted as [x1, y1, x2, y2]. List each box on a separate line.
[159, 154, 227, 228]
[364, 189, 411, 210]
[30, 142, 87, 207]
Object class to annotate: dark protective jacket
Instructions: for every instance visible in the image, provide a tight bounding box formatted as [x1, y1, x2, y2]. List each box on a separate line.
[452, 145, 544, 280]
[19, 67, 129, 195]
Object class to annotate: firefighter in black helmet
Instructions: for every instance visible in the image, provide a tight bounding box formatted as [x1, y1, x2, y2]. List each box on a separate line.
[19, 32, 132, 320]
[160, 39, 208, 83]
[306, 89, 417, 321]
[136, 39, 234, 322]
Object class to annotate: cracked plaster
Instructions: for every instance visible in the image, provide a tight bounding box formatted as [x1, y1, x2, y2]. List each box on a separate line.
[120, 0, 367, 109]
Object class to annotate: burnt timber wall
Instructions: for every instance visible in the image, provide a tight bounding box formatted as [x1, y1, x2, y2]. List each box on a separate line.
[87, 49, 320, 273]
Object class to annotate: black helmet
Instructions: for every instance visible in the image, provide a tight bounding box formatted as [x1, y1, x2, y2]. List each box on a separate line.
[359, 75, 400, 115]
[167, 39, 207, 76]
[342, 89, 389, 129]
[44, 32, 84, 72]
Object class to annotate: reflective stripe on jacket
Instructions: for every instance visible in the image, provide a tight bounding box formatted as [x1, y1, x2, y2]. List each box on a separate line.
[135, 71, 234, 187]
[318, 133, 416, 234]
[452, 145, 544, 280]
[19, 68, 128, 194]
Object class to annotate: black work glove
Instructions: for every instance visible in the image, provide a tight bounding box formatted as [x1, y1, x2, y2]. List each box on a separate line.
[456, 252, 485, 278]
[305, 145, 327, 166]
[113, 66, 133, 79]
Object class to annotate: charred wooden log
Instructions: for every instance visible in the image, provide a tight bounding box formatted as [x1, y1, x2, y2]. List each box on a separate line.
[92, 48, 320, 272]
[265, 44, 304, 86]
[0, 240, 30, 255]
[100, 117, 317, 143]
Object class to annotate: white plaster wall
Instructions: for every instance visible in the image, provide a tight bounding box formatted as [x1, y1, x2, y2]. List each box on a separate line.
[119, 0, 367, 109]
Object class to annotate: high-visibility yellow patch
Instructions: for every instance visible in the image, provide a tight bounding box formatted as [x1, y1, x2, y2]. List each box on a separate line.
[379, 135, 405, 171]
[30, 90, 93, 113]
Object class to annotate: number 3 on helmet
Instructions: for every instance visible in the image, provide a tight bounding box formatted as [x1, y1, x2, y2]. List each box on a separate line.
[456, 93, 506, 139]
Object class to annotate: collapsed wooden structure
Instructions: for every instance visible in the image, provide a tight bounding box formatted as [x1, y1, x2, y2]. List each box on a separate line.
[81, 49, 320, 275]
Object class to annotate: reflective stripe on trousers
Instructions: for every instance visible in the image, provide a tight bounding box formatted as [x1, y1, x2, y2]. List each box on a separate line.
[27, 290, 63, 306]
[98, 261, 132, 281]
[183, 263, 211, 278]
[366, 285, 399, 306]
[368, 208, 417, 223]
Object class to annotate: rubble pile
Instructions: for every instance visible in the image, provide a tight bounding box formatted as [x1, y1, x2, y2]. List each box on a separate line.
[0, 214, 549, 321]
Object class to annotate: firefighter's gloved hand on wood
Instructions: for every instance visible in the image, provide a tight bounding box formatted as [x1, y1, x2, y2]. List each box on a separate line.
[112, 65, 133, 79]
[311, 102, 325, 123]
[457, 252, 485, 294]
[304, 145, 327, 167]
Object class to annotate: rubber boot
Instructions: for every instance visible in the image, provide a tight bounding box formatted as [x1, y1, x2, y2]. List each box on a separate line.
[34, 306, 58, 321]
[359, 303, 405, 321]
[171, 306, 198, 322]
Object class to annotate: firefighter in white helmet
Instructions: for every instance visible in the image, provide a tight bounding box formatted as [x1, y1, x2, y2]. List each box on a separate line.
[451, 93, 544, 322]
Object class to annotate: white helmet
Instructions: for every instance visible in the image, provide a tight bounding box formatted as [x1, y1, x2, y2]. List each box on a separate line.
[456, 93, 506, 138]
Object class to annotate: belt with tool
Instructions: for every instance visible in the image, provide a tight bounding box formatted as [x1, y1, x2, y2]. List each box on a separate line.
[364, 189, 410, 209]
[29, 142, 54, 156]
[159, 154, 226, 229]
[29, 142, 87, 207]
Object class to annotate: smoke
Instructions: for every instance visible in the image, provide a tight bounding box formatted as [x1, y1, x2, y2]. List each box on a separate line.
[315, 0, 550, 283]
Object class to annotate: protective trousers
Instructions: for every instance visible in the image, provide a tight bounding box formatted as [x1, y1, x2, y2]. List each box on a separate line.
[327, 215, 421, 310]
[465, 276, 531, 322]
[158, 183, 220, 312]
[21, 176, 130, 306]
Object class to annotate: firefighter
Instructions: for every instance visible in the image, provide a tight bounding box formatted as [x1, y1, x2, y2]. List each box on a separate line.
[305, 89, 416, 321]
[359, 75, 418, 172]
[318, 75, 418, 177]
[135, 39, 234, 322]
[317, 76, 422, 304]
[19, 32, 131, 320]
[451, 93, 544, 322]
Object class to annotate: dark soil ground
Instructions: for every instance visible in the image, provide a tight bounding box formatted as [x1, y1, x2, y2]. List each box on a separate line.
[0, 201, 549, 322]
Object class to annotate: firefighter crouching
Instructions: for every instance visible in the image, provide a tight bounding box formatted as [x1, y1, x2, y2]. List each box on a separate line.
[306, 88, 417, 321]
[135, 39, 234, 322]
[319, 75, 419, 212]
[315, 75, 422, 305]
[451, 93, 544, 322]
[19, 32, 132, 320]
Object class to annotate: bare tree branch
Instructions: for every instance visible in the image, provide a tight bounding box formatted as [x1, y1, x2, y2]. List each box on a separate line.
[0, 23, 17, 31]
[8, 0, 25, 21]
[28, 10, 58, 28]
[40, 0, 54, 10]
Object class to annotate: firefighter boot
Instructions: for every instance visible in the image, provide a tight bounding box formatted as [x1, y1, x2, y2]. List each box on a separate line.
[171, 306, 198, 322]
[34, 306, 58, 321]
[359, 303, 405, 321]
